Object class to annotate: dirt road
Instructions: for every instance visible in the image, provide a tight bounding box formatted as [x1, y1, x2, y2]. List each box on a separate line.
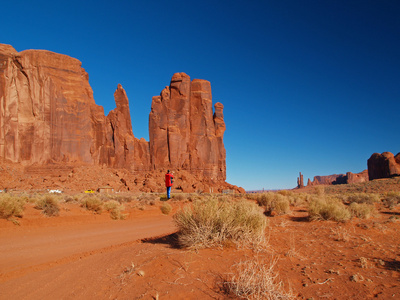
[0, 205, 176, 299]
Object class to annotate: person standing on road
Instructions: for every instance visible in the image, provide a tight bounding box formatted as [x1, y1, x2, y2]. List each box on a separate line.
[165, 170, 174, 199]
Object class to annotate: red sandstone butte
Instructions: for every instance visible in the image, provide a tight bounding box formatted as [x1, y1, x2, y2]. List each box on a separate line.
[0, 44, 230, 191]
[368, 152, 400, 180]
[149, 72, 226, 181]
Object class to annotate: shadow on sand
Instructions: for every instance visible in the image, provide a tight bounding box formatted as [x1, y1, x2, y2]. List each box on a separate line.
[141, 232, 181, 249]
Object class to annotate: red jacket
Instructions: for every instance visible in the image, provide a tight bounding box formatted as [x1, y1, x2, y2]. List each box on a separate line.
[165, 173, 174, 187]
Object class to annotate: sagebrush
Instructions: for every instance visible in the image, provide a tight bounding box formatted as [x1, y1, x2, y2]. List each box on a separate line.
[223, 257, 294, 300]
[104, 200, 127, 220]
[80, 196, 103, 214]
[308, 196, 351, 222]
[35, 195, 60, 217]
[0, 194, 25, 219]
[173, 197, 267, 249]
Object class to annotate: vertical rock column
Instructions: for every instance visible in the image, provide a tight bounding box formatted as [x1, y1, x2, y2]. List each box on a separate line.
[297, 172, 304, 188]
[167, 73, 191, 169]
[149, 87, 170, 169]
[189, 79, 218, 179]
[213, 102, 226, 181]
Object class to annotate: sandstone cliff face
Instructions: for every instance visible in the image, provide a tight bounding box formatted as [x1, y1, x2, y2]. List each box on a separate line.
[307, 174, 347, 186]
[149, 72, 226, 181]
[0, 44, 229, 191]
[0, 44, 101, 164]
[346, 170, 369, 184]
[368, 152, 400, 180]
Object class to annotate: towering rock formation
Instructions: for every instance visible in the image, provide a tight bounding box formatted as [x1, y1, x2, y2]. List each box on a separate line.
[0, 44, 228, 189]
[368, 152, 400, 180]
[149, 72, 226, 181]
[297, 172, 304, 188]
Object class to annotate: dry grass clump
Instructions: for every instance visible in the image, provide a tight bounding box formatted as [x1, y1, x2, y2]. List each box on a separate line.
[348, 202, 376, 219]
[104, 200, 127, 220]
[173, 197, 267, 249]
[265, 195, 290, 216]
[80, 196, 103, 214]
[34, 195, 60, 217]
[346, 193, 380, 205]
[173, 194, 186, 201]
[254, 193, 290, 216]
[382, 191, 400, 209]
[223, 257, 294, 300]
[187, 193, 202, 202]
[138, 193, 158, 203]
[308, 196, 351, 222]
[160, 202, 172, 215]
[0, 194, 25, 219]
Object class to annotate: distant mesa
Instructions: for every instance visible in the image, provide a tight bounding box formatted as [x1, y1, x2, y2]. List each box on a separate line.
[0, 43, 242, 193]
[298, 152, 399, 188]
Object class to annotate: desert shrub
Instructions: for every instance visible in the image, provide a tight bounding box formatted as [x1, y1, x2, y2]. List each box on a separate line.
[346, 193, 380, 205]
[255, 193, 276, 207]
[160, 202, 172, 215]
[173, 197, 267, 249]
[256, 193, 290, 216]
[35, 195, 60, 217]
[308, 196, 351, 222]
[172, 194, 186, 201]
[81, 196, 103, 214]
[63, 195, 76, 203]
[314, 186, 325, 196]
[223, 257, 294, 300]
[187, 193, 202, 202]
[291, 192, 311, 206]
[349, 202, 376, 219]
[0, 194, 25, 219]
[382, 191, 400, 209]
[159, 194, 168, 202]
[138, 193, 158, 203]
[264, 195, 290, 216]
[277, 190, 292, 197]
[104, 200, 127, 220]
[114, 194, 134, 203]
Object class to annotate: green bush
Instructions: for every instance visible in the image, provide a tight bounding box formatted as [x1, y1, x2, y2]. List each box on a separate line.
[349, 202, 376, 219]
[0, 194, 25, 219]
[35, 195, 60, 217]
[308, 196, 351, 222]
[173, 197, 267, 249]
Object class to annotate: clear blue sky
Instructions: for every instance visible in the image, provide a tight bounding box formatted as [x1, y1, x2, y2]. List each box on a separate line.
[2, 0, 399, 190]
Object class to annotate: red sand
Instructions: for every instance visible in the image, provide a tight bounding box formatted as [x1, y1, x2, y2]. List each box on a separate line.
[1, 200, 400, 299]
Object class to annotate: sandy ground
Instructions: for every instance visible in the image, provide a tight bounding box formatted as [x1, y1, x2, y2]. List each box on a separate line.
[1, 199, 400, 299]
